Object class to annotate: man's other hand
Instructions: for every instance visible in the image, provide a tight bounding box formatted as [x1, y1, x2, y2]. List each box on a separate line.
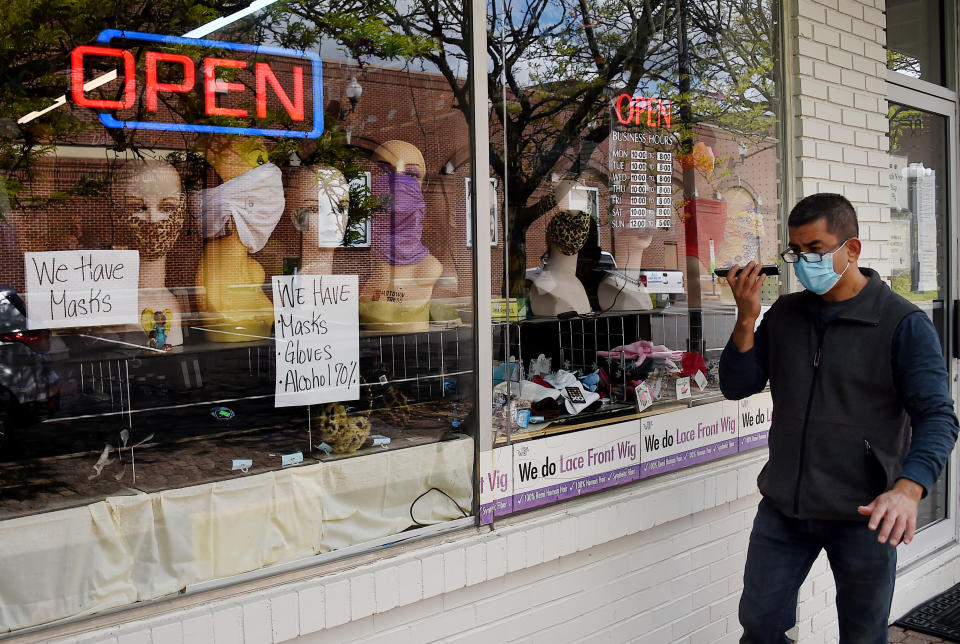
[858, 479, 924, 546]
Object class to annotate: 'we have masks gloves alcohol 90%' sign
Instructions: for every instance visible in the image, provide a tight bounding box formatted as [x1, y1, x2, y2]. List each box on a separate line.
[272, 274, 359, 407]
[25, 250, 140, 329]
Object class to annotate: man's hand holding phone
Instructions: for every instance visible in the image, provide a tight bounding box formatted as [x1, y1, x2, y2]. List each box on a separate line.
[726, 262, 767, 352]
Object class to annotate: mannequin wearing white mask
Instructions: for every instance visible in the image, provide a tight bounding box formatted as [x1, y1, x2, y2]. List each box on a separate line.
[288, 165, 350, 275]
[191, 137, 284, 342]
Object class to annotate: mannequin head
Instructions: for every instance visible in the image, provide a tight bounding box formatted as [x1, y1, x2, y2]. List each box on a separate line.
[195, 136, 268, 182]
[614, 232, 653, 271]
[114, 161, 186, 260]
[372, 140, 426, 184]
[318, 166, 351, 247]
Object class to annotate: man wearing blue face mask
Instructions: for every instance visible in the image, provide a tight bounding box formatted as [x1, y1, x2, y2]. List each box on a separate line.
[719, 193, 958, 643]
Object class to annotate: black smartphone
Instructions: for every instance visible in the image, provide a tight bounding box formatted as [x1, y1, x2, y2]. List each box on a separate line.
[714, 265, 780, 278]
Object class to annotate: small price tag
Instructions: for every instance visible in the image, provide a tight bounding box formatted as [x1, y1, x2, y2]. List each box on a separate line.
[676, 377, 691, 400]
[635, 382, 653, 412]
[648, 376, 663, 400]
[281, 452, 304, 467]
[693, 370, 708, 391]
[231, 459, 252, 472]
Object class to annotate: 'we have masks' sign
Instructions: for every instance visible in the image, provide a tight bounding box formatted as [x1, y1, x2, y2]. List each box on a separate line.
[25, 250, 140, 329]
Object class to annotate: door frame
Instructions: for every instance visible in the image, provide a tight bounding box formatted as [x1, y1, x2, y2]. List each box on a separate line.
[886, 80, 959, 567]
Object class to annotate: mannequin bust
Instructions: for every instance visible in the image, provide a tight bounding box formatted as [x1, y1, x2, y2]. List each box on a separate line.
[192, 137, 284, 342]
[528, 210, 592, 316]
[289, 164, 350, 275]
[360, 140, 442, 332]
[598, 232, 654, 311]
[113, 160, 187, 347]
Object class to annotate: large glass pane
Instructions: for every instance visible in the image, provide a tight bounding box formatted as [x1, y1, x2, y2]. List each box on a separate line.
[888, 103, 949, 529]
[0, 0, 475, 631]
[886, 0, 946, 86]
[490, 0, 783, 444]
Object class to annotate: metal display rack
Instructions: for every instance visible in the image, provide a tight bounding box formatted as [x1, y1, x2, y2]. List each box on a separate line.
[53, 326, 474, 442]
[492, 307, 739, 439]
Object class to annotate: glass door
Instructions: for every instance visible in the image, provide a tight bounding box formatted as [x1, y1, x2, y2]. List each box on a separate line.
[887, 84, 958, 564]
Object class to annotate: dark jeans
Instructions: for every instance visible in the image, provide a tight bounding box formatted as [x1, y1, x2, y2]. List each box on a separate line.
[739, 498, 897, 644]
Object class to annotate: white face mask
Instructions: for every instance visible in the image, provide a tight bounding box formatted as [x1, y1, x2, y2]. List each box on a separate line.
[316, 166, 350, 248]
[189, 163, 285, 253]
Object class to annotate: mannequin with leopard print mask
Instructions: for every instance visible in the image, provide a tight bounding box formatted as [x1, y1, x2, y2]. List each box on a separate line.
[113, 160, 186, 348]
[528, 209, 593, 316]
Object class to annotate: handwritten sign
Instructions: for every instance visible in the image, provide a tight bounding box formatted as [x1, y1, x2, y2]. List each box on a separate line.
[25, 250, 140, 329]
[272, 274, 359, 407]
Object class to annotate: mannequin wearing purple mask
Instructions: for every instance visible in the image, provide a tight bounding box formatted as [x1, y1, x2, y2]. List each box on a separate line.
[360, 141, 443, 333]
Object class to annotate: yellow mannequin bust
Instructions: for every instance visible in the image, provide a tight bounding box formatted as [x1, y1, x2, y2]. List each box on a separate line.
[193, 137, 282, 342]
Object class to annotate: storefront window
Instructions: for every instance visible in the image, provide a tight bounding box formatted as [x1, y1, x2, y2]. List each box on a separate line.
[486, 0, 782, 513]
[886, 0, 949, 87]
[0, 0, 475, 632]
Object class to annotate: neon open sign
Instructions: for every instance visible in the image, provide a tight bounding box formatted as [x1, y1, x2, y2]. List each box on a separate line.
[71, 30, 323, 138]
[613, 94, 672, 129]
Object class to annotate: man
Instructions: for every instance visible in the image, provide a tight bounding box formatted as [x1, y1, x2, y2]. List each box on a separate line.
[720, 193, 958, 643]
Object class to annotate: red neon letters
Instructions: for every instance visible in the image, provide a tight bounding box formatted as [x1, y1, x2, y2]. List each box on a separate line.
[71, 46, 136, 110]
[614, 94, 672, 129]
[203, 57, 248, 117]
[72, 47, 305, 122]
[145, 51, 195, 111]
[256, 63, 303, 121]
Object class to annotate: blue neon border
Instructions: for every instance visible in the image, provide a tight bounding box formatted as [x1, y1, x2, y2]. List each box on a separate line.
[94, 29, 323, 139]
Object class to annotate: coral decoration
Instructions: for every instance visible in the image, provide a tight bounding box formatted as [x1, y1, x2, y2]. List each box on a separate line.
[678, 141, 715, 173]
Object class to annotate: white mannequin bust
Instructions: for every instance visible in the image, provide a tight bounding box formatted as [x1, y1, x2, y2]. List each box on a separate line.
[598, 232, 653, 311]
[529, 242, 591, 316]
[290, 164, 349, 275]
[528, 207, 594, 317]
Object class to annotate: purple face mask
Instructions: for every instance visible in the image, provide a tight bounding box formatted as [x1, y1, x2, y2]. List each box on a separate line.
[371, 171, 429, 266]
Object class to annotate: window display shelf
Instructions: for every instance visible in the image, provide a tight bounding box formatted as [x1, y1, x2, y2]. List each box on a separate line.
[493, 400, 688, 445]
[491, 307, 736, 441]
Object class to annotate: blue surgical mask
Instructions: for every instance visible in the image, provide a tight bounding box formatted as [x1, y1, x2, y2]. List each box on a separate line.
[793, 241, 849, 294]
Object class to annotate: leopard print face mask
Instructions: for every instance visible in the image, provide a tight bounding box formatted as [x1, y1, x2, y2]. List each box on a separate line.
[546, 210, 592, 256]
[116, 202, 186, 260]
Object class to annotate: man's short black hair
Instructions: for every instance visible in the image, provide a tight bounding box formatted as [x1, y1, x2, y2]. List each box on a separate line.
[788, 193, 859, 240]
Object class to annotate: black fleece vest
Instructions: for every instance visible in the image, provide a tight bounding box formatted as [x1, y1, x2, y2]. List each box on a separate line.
[759, 268, 919, 520]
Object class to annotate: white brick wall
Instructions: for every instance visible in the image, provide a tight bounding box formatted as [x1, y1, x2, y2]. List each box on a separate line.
[792, 0, 891, 278]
